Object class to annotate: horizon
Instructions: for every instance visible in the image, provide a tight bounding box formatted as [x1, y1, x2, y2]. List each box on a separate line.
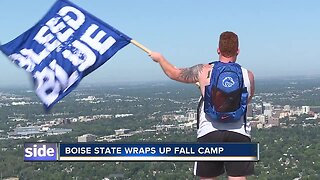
[0, 74, 319, 89]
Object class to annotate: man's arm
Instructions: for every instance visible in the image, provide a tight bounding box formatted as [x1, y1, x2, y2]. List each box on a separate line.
[248, 70, 255, 103]
[149, 52, 204, 83]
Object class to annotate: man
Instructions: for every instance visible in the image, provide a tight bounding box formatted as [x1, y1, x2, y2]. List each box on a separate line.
[149, 31, 255, 180]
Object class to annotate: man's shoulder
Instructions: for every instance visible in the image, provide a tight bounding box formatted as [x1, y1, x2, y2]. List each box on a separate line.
[195, 63, 213, 73]
[199, 64, 213, 76]
[239, 66, 254, 76]
[202, 63, 213, 69]
[246, 70, 254, 78]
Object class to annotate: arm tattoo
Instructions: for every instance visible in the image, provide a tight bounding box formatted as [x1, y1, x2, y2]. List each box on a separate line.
[179, 64, 204, 82]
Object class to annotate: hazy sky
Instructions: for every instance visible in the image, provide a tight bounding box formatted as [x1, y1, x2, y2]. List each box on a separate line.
[1, 0, 320, 87]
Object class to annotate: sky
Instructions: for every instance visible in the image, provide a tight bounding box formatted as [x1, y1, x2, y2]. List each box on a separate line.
[0, 0, 320, 87]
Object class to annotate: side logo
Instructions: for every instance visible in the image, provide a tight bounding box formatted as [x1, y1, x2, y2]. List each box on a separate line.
[222, 77, 235, 88]
[24, 143, 57, 161]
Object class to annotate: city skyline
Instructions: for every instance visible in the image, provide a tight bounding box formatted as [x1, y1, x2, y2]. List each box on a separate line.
[1, 0, 320, 87]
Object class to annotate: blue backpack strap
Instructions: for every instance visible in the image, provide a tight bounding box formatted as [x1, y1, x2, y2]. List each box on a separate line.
[197, 61, 218, 129]
[197, 61, 216, 129]
[209, 61, 219, 65]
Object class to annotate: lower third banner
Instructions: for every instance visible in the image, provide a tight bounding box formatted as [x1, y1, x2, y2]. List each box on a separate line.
[24, 143, 259, 161]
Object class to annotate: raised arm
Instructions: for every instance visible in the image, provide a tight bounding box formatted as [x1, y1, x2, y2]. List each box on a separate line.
[149, 52, 204, 83]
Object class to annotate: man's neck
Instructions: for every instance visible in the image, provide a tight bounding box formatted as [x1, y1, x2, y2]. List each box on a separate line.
[219, 55, 237, 63]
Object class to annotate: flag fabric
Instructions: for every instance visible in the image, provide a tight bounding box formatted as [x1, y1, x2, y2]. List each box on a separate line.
[0, 0, 132, 110]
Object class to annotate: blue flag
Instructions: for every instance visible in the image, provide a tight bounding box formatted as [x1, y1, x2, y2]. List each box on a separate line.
[0, 0, 132, 110]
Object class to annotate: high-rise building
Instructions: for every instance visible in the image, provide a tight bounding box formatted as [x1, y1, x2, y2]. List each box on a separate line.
[246, 104, 253, 117]
[302, 106, 310, 114]
[263, 103, 272, 117]
[261, 102, 265, 114]
[263, 102, 272, 111]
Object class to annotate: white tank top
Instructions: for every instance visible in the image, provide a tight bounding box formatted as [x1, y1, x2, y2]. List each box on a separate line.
[197, 67, 252, 138]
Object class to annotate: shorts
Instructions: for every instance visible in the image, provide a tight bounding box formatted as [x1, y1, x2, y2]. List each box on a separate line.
[194, 131, 254, 177]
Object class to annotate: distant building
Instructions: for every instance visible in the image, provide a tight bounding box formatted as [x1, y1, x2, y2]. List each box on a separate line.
[154, 125, 176, 132]
[257, 123, 263, 129]
[258, 115, 266, 124]
[310, 106, 320, 113]
[46, 128, 72, 135]
[162, 114, 188, 122]
[273, 108, 282, 119]
[263, 103, 272, 117]
[291, 107, 302, 116]
[261, 102, 265, 114]
[71, 118, 78, 122]
[184, 121, 197, 129]
[302, 106, 310, 114]
[250, 120, 260, 128]
[3, 177, 19, 180]
[40, 126, 50, 131]
[306, 114, 318, 120]
[186, 110, 196, 121]
[9, 126, 42, 136]
[263, 102, 272, 110]
[246, 104, 253, 117]
[63, 119, 71, 124]
[115, 114, 133, 118]
[162, 114, 173, 122]
[267, 117, 279, 127]
[255, 104, 263, 115]
[264, 110, 272, 118]
[283, 105, 290, 111]
[114, 129, 130, 135]
[78, 134, 96, 142]
[176, 115, 187, 122]
[156, 125, 166, 132]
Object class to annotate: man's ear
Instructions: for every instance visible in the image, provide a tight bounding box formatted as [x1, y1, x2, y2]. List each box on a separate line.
[217, 48, 221, 55]
[237, 49, 240, 55]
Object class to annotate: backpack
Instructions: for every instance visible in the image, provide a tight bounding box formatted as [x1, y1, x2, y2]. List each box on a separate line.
[203, 61, 248, 123]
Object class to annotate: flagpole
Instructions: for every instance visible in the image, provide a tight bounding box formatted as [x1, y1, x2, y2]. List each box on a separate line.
[130, 40, 152, 54]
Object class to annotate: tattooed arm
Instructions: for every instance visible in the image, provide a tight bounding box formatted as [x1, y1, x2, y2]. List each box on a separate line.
[149, 52, 204, 83]
[179, 64, 204, 83]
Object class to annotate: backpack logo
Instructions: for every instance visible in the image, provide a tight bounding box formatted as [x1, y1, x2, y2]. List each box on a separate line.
[222, 77, 235, 88]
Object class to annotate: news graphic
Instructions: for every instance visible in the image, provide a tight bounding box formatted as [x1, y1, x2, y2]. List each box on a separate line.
[24, 143, 58, 161]
[24, 143, 259, 162]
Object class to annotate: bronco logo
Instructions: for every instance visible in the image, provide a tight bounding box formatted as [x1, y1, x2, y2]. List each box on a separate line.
[222, 77, 235, 88]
